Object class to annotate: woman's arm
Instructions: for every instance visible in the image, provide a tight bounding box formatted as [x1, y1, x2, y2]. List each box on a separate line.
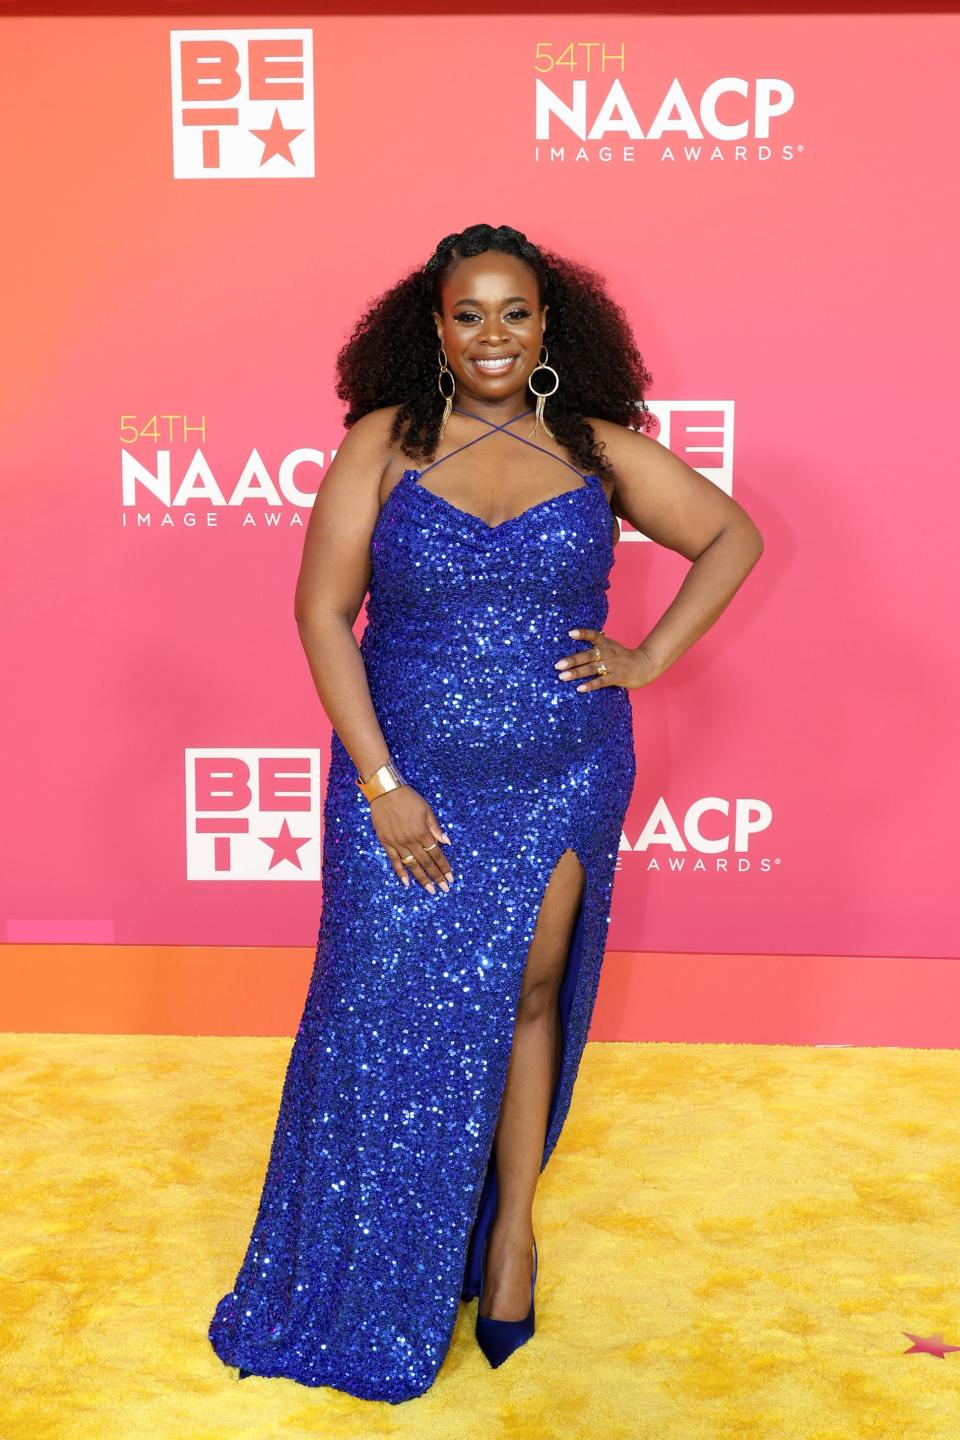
[293, 408, 396, 778]
[293, 407, 452, 894]
[590, 418, 764, 683]
[613, 420, 759, 679]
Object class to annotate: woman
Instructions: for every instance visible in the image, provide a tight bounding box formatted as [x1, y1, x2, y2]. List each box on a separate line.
[208, 223, 763, 1402]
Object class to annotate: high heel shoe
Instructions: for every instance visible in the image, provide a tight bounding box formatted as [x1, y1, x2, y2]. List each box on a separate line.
[238, 1367, 252, 1379]
[475, 1234, 538, 1368]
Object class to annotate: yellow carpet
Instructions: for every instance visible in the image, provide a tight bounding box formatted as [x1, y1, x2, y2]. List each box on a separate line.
[3, 1034, 960, 1438]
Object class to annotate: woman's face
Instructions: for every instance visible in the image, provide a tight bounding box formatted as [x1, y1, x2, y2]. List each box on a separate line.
[433, 251, 548, 408]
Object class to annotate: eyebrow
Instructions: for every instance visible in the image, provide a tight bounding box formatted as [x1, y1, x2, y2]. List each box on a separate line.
[451, 295, 531, 307]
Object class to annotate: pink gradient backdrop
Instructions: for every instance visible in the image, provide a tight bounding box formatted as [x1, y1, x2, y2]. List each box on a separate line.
[1, 16, 956, 1007]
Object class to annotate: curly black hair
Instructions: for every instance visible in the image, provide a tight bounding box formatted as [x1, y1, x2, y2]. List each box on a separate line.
[333, 222, 655, 479]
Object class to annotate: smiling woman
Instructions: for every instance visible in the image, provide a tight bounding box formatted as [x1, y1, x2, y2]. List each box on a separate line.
[207, 222, 763, 1403]
[473, 355, 519, 373]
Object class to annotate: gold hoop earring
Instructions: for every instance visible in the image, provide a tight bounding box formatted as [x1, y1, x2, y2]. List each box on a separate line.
[527, 344, 559, 440]
[437, 345, 455, 439]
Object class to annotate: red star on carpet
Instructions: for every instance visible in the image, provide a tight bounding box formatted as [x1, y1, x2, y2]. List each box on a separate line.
[260, 818, 313, 869]
[250, 109, 304, 166]
[902, 1332, 960, 1357]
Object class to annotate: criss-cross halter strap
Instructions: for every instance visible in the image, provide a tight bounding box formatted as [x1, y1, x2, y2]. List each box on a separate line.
[416, 406, 591, 481]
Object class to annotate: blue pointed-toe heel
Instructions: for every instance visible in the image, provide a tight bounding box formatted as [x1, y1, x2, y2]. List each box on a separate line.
[475, 1234, 538, 1368]
[238, 1367, 253, 1379]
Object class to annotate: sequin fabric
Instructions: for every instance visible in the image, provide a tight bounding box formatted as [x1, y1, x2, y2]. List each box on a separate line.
[208, 407, 637, 1402]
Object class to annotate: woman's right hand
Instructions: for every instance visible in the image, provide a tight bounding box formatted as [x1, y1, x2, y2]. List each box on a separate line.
[369, 786, 454, 893]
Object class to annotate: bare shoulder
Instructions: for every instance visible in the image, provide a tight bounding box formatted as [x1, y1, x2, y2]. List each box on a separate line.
[302, 407, 399, 533]
[583, 415, 658, 517]
[335, 404, 423, 498]
[333, 404, 403, 468]
[585, 414, 661, 473]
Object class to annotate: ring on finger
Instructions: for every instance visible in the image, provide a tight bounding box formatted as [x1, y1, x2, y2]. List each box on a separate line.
[402, 852, 415, 864]
[596, 660, 608, 676]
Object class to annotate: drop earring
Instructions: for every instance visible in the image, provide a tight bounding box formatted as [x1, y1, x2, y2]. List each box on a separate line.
[437, 345, 455, 439]
[527, 344, 559, 440]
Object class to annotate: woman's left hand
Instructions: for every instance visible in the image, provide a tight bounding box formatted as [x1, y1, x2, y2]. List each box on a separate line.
[554, 627, 661, 692]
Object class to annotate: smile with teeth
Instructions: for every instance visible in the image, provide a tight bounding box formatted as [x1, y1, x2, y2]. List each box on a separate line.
[472, 355, 518, 371]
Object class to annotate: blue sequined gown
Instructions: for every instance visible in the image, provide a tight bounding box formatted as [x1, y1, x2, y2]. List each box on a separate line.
[208, 406, 637, 1402]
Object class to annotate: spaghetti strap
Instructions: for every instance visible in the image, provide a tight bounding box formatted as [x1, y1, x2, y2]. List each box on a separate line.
[416, 405, 592, 482]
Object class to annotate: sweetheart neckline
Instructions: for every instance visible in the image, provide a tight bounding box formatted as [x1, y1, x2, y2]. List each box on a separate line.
[389, 467, 606, 535]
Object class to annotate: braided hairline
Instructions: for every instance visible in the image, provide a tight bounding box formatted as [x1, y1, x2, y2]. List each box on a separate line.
[421, 225, 550, 305]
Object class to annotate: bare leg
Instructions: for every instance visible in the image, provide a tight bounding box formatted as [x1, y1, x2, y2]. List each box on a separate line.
[479, 849, 585, 1320]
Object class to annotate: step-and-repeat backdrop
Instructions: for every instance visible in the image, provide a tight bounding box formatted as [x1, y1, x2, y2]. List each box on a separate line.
[2, 15, 956, 1033]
